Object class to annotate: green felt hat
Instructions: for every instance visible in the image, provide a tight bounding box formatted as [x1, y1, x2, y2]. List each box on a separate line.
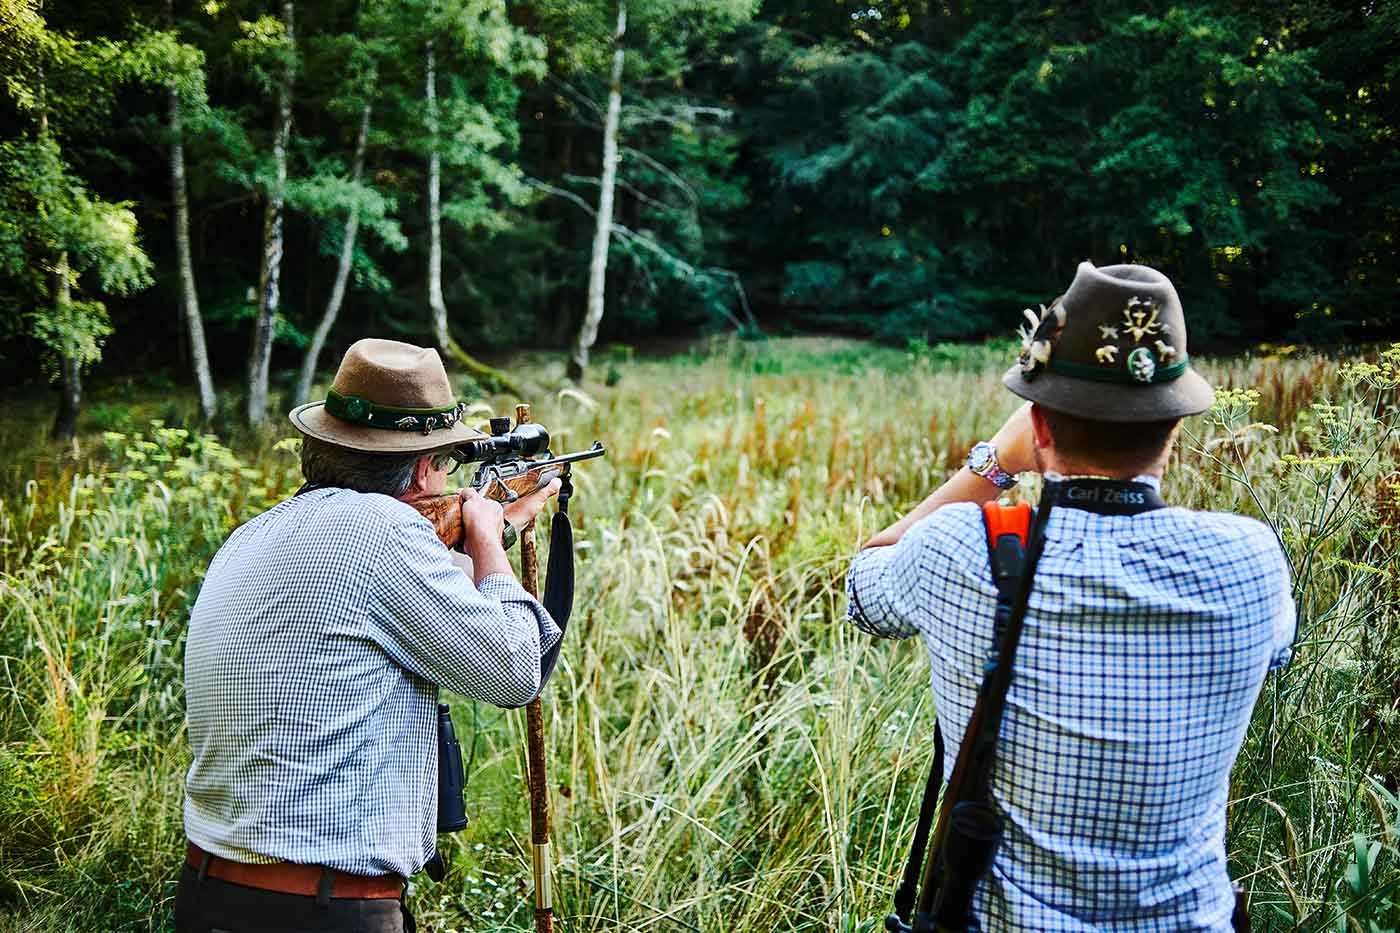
[1001, 261, 1214, 423]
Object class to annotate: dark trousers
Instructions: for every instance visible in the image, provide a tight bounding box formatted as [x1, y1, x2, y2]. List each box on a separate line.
[174, 864, 414, 933]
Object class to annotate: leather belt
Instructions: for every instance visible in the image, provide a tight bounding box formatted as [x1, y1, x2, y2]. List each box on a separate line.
[186, 841, 404, 900]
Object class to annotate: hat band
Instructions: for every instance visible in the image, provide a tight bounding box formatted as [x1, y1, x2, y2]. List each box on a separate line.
[1047, 357, 1190, 385]
[324, 389, 466, 436]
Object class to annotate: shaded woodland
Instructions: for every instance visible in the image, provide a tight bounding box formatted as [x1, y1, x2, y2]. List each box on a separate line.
[1, 0, 1397, 432]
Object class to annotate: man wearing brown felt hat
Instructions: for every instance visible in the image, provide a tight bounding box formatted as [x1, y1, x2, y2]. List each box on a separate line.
[176, 338, 560, 933]
[847, 261, 1295, 931]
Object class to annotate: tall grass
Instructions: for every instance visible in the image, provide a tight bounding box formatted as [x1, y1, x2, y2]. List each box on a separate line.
[1, 337, 1395, 932]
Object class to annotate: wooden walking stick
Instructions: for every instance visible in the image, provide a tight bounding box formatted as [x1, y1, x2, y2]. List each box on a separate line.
[515, 402, 555, 933]
[414, 403, 602, 928]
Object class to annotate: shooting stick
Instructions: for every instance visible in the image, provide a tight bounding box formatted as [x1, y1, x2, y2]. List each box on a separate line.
[516, 403, 555, 933]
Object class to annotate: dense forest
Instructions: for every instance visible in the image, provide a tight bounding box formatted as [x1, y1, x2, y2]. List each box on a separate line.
[1, 0, 1397, 433]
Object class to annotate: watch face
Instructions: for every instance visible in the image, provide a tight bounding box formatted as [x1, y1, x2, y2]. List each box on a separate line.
[968, 443, 993, 473]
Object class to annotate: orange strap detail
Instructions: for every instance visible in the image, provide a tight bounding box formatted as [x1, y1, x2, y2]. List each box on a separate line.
[982, 501, 1032, 549]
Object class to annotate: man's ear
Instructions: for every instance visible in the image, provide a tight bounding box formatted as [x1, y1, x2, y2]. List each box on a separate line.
[1162, 421, 1183, 463]
[1029, 403, 1055, 454]
[405, 454, 435, 497]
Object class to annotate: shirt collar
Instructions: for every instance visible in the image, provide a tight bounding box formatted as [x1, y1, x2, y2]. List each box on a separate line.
[1043, 471, 1162, 491]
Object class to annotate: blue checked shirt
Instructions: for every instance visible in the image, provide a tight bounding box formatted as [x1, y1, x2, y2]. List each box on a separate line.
[847, 483, 1295, 931]
[183, 487, 560, 879]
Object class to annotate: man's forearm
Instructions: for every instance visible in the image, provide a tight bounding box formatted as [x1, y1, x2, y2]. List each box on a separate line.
[465, 535, 513, 585]
[861, 467, 1006, 549]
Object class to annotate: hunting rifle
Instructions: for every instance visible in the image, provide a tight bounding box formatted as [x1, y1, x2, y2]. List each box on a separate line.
[412, 415, 605, 552]
[412, 405, 605, 933]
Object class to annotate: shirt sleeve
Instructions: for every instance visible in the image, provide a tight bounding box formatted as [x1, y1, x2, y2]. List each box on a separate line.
[366, 514, 562, 707]
[1262, 534, 1297, 671]
[846, 509, 948, 640]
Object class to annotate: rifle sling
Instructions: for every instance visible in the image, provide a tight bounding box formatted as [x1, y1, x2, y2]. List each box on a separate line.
[537, 472, 575, 687]
[499, 471, 576, 709]
[892, 719, 943, 922]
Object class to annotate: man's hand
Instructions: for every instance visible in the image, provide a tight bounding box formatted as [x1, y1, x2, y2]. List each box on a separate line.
[989, 402, 1037, 476]
[458, 488, 511, 584]
[503, 477, 562, 530]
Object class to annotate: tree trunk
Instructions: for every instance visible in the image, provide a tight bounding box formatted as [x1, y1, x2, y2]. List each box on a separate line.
[424, 38, 523, 396]
[37, 12, 80, 441]
[294, 102, 370, 405]
[168, 0, 217, 424]
[247, 0, 294, 427]
[53, 255, 81, 441]
[568, 0, 626, 383]
[425, 38, 448, 354]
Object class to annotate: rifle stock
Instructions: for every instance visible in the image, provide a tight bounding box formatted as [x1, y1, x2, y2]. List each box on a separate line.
[411, 467, 563, 550]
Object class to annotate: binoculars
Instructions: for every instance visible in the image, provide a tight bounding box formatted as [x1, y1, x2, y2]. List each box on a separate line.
[436, 704, 468, 833]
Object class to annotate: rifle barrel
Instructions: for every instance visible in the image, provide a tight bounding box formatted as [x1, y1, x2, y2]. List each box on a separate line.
[542, 442, 607, 467]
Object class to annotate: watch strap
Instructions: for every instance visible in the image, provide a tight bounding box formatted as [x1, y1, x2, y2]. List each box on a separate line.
[968, 443, 1019, 490]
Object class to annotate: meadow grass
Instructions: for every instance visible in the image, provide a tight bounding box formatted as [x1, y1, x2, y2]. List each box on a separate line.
[1, 337, 1396, 932]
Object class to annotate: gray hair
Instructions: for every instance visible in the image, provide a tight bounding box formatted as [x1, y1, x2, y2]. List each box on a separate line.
[300, 437, 454, 496]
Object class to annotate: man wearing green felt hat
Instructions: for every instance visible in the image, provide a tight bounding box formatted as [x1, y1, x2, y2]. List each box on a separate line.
[176, 338, 559, 933]
[847, 262, 1295, 931]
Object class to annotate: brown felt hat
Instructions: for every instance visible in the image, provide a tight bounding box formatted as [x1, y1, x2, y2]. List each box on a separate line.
[289, 338, 486, 454]
[1001, 261, 1214, 423]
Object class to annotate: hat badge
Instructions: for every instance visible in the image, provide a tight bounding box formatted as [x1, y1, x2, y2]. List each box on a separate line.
[1095, 296, 1177, 382]
[1017, 301, 1067, 380]
[1126, 347, 1156, 383]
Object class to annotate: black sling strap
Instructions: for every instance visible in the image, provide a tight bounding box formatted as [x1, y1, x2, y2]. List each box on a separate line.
[537, 471, 575, 687]
[892, 719, 943, 923]
[887, 478, 1166, 933]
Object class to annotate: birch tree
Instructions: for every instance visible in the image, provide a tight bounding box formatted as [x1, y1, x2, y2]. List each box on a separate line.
[568, 0, 626, 382]
[410, 0, 543, 394]
[285, 2, 408, 404]
[166, 0, 216, 423]
[543, 0, 757, 381]
[246, 0, 295, 428]
[421, 35, 519, 394]
[294, 100, 370, 405]
[424, 35, 452, 361]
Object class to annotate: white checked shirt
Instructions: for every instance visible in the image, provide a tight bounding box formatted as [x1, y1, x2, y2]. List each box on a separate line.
[184, 487, 560, 879]
[847, 486, 1295, 931]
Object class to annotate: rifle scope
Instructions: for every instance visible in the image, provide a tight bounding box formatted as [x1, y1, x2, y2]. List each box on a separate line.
[455, 420, 550, 462]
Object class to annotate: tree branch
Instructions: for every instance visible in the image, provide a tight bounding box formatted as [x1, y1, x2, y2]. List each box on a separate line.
[525, 176, 760, 335]
[562, 172, 679, 216]
[620, 146, 698, 205]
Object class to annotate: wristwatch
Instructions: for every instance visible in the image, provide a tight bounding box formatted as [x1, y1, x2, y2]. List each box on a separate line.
[966, 441, 1018, 490]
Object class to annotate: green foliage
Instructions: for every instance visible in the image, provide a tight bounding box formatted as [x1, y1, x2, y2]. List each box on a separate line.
[735, 2, 1351, 342]
[0, 424, 300, 925]
[0, 135, 150, 380]
[3, 0, 1398, 396]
